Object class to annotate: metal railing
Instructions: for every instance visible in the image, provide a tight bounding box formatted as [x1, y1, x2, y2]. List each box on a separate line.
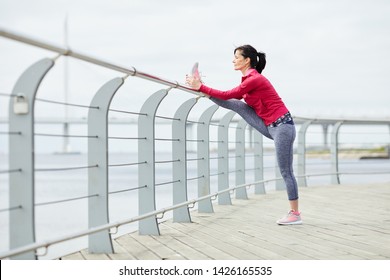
[1, 28, 389, 259]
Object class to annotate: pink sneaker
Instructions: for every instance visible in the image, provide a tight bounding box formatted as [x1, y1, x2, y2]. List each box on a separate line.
[191, 62, 200, 79]
[277, 210, 302, 225]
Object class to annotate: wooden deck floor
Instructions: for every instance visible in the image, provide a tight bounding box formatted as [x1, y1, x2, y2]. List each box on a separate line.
[63, 182, 390, 260]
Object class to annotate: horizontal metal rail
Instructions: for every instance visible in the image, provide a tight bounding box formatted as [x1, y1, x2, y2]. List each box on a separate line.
[0, 28, 205, 97]
[294, 116, 390, 125]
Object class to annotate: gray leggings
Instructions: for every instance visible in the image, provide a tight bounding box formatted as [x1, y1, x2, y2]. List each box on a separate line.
[210, 97, 299, 200]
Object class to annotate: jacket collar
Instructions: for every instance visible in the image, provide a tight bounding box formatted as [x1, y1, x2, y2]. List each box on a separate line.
[242, 68, 257, 80]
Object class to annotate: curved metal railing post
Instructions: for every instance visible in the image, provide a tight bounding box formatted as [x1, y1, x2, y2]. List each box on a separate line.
[218, 111, 236, 205]
[8, 58, 55, 259]
[172, 98, 197, 222]
[87, 77, 125, 253]
[331, 121, 343, 184]
[297, 120, 313, 187]
[197, 105, 218, 213]
[235, 119, 248, 199]
[138, 89, 169, 235]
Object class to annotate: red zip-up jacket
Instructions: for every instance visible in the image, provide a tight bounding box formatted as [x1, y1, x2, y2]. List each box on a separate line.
[199, 69, 289, 126]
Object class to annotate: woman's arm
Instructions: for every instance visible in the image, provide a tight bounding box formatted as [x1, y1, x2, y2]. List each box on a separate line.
[199, 83, 244, 100]
[186, 75, 258, 100]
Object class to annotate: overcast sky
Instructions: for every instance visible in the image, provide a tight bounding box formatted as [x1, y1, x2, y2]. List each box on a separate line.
[1, 0, 390, 119]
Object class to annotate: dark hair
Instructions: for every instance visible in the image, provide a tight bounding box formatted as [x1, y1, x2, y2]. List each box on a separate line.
[234, 45, 266, 74]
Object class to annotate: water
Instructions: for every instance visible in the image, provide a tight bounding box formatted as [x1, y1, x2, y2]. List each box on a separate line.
[1, 151, 389, 259]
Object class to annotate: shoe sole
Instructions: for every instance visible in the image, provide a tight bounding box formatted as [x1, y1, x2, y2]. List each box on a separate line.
[277, 220, 303, 225]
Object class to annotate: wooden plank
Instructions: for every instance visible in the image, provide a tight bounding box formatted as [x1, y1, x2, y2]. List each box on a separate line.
[160, 222, 235, 259]
[107, 240, 137, 260]
[60, 252, 85, 260]
[145, 230, 211, 260]
[129, 234, 187, 260]
[80, 250, 110, 260]
[195, 207, 337, 259]
[197, 215, 332, 260]
[164, 215, 282, 259]
[115, 234, 160, 260]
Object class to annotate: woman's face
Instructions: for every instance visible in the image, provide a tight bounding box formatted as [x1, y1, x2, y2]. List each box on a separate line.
[233, 50, 250, 71]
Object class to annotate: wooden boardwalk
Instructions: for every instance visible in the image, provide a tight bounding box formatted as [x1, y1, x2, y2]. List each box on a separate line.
[63, 182, 390, 260]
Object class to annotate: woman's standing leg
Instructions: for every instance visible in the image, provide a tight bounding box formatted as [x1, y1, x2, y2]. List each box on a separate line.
[268, 124, 301, 225]
[268, 123, 298, 201]
[209, 97, 301, 224]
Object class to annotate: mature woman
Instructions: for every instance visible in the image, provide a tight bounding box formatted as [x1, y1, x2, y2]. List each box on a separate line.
[186, 45, 301, 225]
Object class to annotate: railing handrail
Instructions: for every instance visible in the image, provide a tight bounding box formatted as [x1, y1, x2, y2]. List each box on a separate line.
[1, 116, 390, 125]
[0, 28, 201, 96]
[294, 116, 390, 125]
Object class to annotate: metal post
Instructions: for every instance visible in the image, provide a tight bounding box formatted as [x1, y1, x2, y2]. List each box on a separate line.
[172, 98, 197, 222]
[388, 125, 390, 158]
[138, 89, 168, 235]
[8, 58, 55, 259]
[322, 124, 329, 149]
[62, 16, 70, 153]
[254, 131, 265, 194]
[218, 111, 235, 205]
[331, 122, 343, 184]
[297, 121, 312, 187]
[235, 119, 248, 199]
[62, 122, 70, 153]
[197, 105, 218, 213]
[248, 127, 254, 149]
[87, 77, 124, 253]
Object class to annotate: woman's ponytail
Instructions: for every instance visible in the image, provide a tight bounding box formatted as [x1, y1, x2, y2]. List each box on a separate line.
[256, 52, 266, 74]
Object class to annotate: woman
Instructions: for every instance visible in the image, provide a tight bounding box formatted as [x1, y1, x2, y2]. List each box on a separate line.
[186, 45, 301, 225]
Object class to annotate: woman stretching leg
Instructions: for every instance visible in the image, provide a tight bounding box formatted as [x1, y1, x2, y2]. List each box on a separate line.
[209, 97, 273, 140]
[186, 45, 301, 225]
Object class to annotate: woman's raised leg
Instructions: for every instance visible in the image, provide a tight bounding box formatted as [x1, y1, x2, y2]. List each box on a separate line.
[210, 97, 273, 139]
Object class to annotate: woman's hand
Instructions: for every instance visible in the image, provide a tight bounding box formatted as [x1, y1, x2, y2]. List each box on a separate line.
[185, 74, 202, 91]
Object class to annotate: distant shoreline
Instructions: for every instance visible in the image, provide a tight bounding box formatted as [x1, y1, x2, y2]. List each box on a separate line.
[306, 149, 389, 160]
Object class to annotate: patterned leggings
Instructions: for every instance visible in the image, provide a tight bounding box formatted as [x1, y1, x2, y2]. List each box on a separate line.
[210, 97, 299, 200]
